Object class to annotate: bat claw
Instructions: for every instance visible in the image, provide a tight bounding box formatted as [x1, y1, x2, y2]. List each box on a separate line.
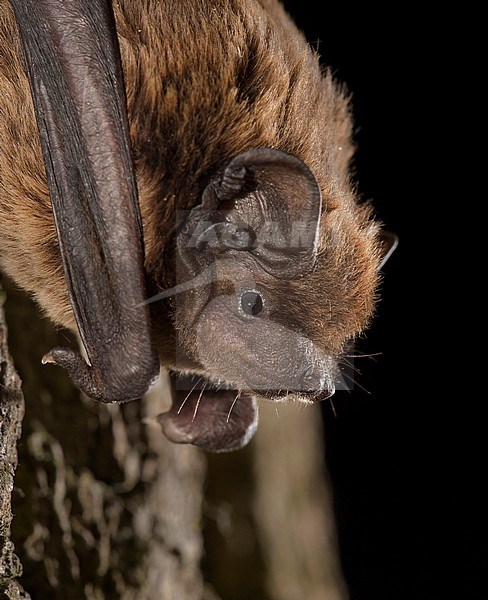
[41, 351, 55, 364]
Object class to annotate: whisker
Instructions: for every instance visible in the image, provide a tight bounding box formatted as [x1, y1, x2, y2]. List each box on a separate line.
[341, 357, 363, 376]
[177, 376, 203, 414]
[340, 370, 371, 395]
[329, 396, 337, 417]
[227, 392, 241, 423]
[192, 381, 207, 422]
[339, 370, 355, 388]
[343, 352, 383, 360]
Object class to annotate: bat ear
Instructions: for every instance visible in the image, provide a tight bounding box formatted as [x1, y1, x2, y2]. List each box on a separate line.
[377, 231, 399, 270]
[200, 148, 322, 279]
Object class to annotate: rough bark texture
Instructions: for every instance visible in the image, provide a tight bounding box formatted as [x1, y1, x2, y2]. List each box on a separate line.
[253, 403, 348, 600]
[0, 284, 30, 598]
[1, 278, 207, 600]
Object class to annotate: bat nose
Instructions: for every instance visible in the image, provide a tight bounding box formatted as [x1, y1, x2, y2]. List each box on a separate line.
[302, 365, 335, 400]
[302, 365, 324, 390]
[312, 386, 335, 402]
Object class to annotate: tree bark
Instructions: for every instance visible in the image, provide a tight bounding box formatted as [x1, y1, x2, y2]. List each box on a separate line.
[0, 284, 30, 598]
[1, 278, 207, 599]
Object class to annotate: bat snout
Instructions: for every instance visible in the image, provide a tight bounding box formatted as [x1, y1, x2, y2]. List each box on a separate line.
[249, 360, 336, 403]
[194, 294, 338, 404]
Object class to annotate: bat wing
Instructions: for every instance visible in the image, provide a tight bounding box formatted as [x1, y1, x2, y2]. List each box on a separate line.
[10, 0, 159, 402]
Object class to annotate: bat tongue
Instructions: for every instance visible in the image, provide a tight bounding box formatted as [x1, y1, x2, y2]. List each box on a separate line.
[157, 390, 258, 453]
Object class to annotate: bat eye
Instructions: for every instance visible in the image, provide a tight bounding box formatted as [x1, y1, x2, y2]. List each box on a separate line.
[240, 290, 264, 316]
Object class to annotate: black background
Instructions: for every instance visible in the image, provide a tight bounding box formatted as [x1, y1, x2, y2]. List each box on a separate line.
[280, 3, 476, 600]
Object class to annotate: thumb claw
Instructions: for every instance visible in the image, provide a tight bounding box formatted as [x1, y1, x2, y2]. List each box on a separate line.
[41, 351, 55, 364]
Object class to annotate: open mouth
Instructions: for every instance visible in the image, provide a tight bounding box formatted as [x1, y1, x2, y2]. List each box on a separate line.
[157, 385, 258, 453]
[155, 373, 334, 452]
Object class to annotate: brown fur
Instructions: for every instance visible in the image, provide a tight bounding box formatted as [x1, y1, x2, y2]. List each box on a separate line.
[0, 0, 380, 362]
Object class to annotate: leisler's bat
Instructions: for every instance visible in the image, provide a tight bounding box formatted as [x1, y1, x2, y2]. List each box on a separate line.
[0, 0, 396, 452]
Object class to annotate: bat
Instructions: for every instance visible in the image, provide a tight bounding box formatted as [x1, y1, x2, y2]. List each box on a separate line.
[0, 0, 396, 452]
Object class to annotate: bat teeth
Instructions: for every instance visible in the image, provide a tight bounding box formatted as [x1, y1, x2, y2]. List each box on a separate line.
[41, 351, 55, 365]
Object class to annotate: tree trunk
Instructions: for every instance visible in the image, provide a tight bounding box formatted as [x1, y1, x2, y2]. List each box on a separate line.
[1, 278, 207, 599]
[253, 403, 348, 600]
[0, 284, 30, 599]
[203, 404, 347, 600]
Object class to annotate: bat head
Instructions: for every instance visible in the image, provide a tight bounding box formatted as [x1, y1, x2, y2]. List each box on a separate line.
[171, 148, 384, 406]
